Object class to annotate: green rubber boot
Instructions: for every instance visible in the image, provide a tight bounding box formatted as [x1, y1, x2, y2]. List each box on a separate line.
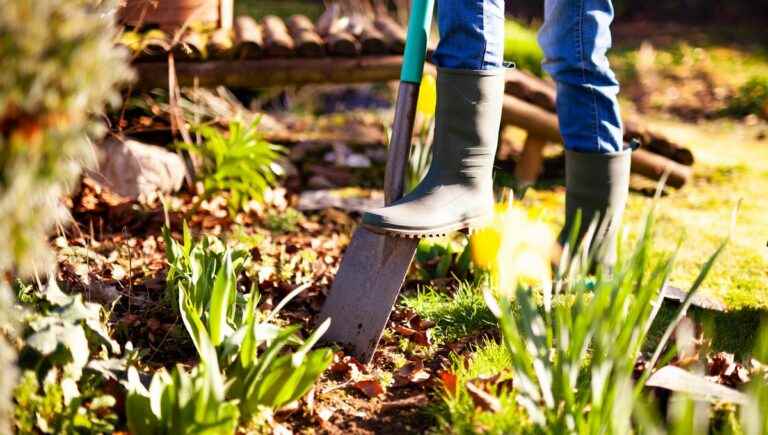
[362, 68, 505, 237]
[559, 148, 632, 267]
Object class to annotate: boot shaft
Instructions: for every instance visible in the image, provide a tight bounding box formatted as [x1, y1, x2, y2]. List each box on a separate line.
[430, 68, 506, 188]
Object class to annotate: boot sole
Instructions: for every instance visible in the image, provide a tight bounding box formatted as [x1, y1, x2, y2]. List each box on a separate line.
[361, 213, 492, 239]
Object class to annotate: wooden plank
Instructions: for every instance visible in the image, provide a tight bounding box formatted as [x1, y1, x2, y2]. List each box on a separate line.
[131, 56, 409, 89]
[286, 15, 325, 58]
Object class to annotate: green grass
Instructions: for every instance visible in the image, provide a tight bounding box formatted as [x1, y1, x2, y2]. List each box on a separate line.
[401, 282, 496, 345]
[427, 340, 529, 434]
[235, 0, 323, 20]
[523, 118, 768, 313]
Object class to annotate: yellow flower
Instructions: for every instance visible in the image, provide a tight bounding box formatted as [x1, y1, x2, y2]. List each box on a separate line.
[416, 74, 437, 117]
[470, 200, 557, 296]
[470, 227, 502, 271]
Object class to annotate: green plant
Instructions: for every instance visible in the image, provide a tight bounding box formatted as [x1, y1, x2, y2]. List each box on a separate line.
[14, 280, 123, 434]
[414, 238, 472, 281]
[165, 226, 333, 422]
[725, 76, 768, 119]
[264, 207, 304, 234]
[482, 204, 729, 433]
[178, 119, 285, 215]
[124, 336, 240, 435]
[402, 282, 496, 345]
[179, 282, 333, 421]
[162, 222, 250, 314]
[0, 0, 131, 430]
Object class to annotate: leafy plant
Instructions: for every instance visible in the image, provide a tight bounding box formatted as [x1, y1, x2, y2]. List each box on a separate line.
[414, 238, 472, 281]
[14, 280, 123, 434]
[124, 335, 239, 435]
[179, 283, 333, 420]
[0, 0, 131, 430]
[164, 226, 333, 422]
[264, 207, 304, 234]
[178, 119, 285, 215]
[481, 204, 729, 433]
[162, 222, 250, 314]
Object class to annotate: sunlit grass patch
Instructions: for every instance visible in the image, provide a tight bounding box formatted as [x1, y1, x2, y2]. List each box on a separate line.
[401, 282, 496, 345]
[427, 340, 529, 434]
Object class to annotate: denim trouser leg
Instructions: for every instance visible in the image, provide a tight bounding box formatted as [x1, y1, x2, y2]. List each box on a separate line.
[433, 0, 623, 154]
[433, 0, 506, 70]
[538, 0, 623, 154]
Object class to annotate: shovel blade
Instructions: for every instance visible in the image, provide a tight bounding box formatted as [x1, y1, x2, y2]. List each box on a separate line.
[317, 227, 418, 363]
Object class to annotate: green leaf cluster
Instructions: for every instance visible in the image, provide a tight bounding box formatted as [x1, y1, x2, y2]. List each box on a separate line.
[130, 227, 333, 432]
[178, 119, 285, 215]
[14, 281, 123, 434]
[0, 0, 131, 430]
[162, 222, 250, 314]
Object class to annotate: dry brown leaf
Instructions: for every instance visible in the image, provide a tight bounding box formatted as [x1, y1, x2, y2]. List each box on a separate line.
[353, 379, 385, 398]
[465, 381, 502, 413]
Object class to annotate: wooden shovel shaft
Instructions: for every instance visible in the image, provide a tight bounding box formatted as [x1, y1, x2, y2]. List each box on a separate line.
[385, 82, 419, 204]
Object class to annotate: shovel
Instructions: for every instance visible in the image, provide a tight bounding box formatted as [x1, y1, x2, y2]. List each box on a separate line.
[316, 0, 435, 364]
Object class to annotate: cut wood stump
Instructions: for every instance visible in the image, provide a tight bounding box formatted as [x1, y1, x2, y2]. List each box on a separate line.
[286, 14, 325, 58]
[261, 15, 295, 57]
[233, 16, 263, 59]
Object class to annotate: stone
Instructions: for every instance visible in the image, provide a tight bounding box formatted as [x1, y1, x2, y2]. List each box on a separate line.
[87, 137, 187, 203]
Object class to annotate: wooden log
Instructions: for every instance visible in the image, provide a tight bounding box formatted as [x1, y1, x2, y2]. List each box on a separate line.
[233, 16, 263, 59]
[501, 94, 692, 188]
[374, 16, 406, 53]
[505, 69, 557, 112]
[131, 55, 408, 89]
[261, 15, 295, 57]
[138, 29, 171, 61]
[286, 14, 325, 57]
[172, 31, 207, 61]
[515, 134, 547, 186]
[326, 29, 360, 57]
[206, 28, 233, 59]
[358, 22, 388, 55]
[503, 68, 695, 166]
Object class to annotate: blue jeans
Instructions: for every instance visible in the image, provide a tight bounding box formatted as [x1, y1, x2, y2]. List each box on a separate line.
[432, 0, 623, 154]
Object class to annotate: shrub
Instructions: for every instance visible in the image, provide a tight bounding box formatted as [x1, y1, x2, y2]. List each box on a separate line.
[0, 0, 132, 430]
[178, 120, 285, 215]
[725, 76, 768, 120]
[14, 280, 123, 434]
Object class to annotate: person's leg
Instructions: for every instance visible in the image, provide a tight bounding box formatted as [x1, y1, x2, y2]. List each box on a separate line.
[362, 0, 506, 237]
[538, 0, 631, 265]
[432, 0, 506, 70]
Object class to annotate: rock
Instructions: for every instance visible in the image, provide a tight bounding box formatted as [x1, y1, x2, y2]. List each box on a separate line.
[87, 137, 187, 203]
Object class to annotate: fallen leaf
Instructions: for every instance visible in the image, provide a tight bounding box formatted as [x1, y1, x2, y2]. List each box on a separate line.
[439, 371, 458, 397]
[353, 379, 384, 398]
[465, 381, 502, 413]
[394, 359, 431, 386]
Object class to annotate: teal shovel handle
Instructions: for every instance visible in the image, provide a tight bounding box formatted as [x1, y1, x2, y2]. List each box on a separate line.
[400, 0, 435, 84]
